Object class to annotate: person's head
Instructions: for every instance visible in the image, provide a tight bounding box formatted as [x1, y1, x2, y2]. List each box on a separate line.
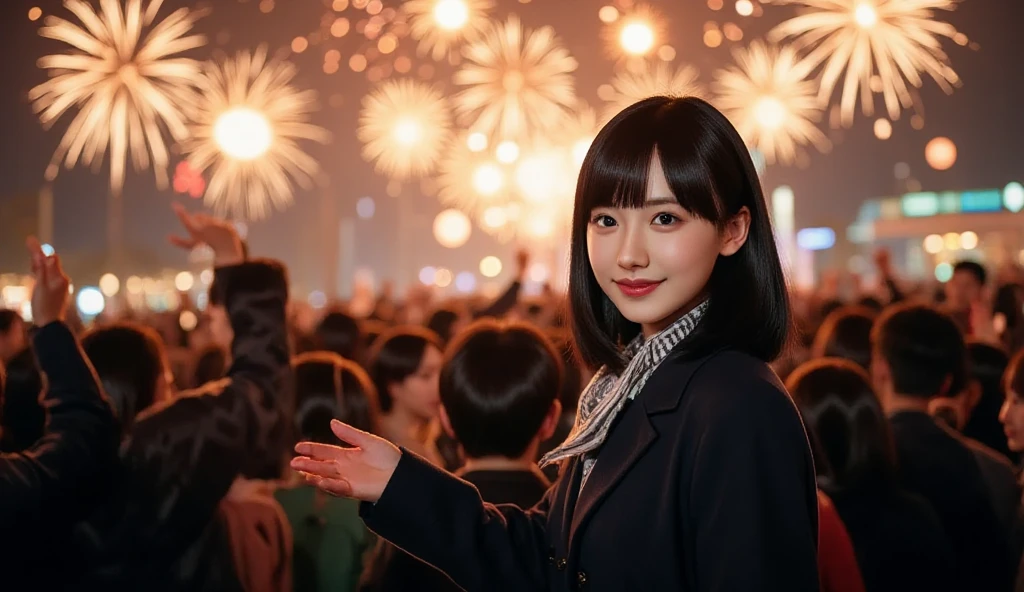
[0, 310, 27, 363]
[787, 358, 897, 492]
[293, 351, 379, 445]
[945, 260, 987, 312]
[439, 319, 562, 460]
[811, 306, 875, 370]
[568, 96, 790, 372]
[0, 347, 45, 453]
[368, 326, 443, 421]
[955, 341, 1011, 453]
[426, 307, 469, 346]
[315, 310, 363, 361]
[870, 303, 966, 405]
[1000, 350, 1024, 452]
[82, 323, 172, 435]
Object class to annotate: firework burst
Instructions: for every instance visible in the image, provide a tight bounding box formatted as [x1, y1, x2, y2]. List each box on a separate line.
[601, 3, 665, 61]
[403, 0, 495, 61]
[453, 15, 578, 141]
[602, 61, 703, 122]
[714, 41, 830, 165]
[768, 0, 963, 124]
[29, 0, 206, 193]
[359, 79, 452, 180]
[182, 48, 329, 220]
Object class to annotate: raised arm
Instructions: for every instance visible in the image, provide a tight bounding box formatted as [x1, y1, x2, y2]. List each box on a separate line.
[0, 239, 119, 530]
[292, 420, 552, 591]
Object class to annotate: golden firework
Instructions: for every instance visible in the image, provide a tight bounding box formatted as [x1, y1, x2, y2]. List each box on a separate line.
[602, 61, 703, 122]
[714, 41, 830, 165]
[358, 79, 452, 180]
[182, 48, 330, 220]
[403, 0, 495, 61]
[29, 0, 206, 193]
[437, 133, 507, 219]
[454, 15, 578, 141]
[557, 102, 600, 168]
[769, 0, 963, 125]
[601, 3, 665, 60]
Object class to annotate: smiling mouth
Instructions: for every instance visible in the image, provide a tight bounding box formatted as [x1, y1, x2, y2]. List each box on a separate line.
[613, 279, 664, 298]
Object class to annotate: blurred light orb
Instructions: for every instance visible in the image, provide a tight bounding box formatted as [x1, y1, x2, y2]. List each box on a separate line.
[434, 268, 453, 288]
[620, 21, 655, 55]
[199, 269, 214, 285]
[419, 266, 437, 285]
[925, 137, 957, 171]
[598, 6, 619, 23]
[307, 290, 328, 309]
[854, 2, 878, 28]
[214, 108, 272, 161]
[525, 213, 555, 238]
[894, 162, 911, 180]
[873, 118, 892, 140]
[357, 196, 376, 219]
[496, 140, 520, 163]
[434, 0, 470, 30]
[126, 276, 144, 294]
[99, 273, 120, 297]
[528, 262, 550, 283]
[467, 132, 488, 152]
[41, 243, 55, 256]
[392, 118, 422, 146]
[923, 234, 944, 254]
[76, 287, 105, 316]
[754, 97, 786, 130]
[735, 0, 753, 16]
[943, 232, 960, 251]
[479, 256, 503, 277]
[472, 163, 504, 195]
[28, 7, 42, 21]
[515, 155, 560, 203]
[175, 271, 195, 292]
[934, 261, 953, 283]
[960, 231, 978, 250]
[1003, 182, 1024, 212]
[433, 209, 472, 248]
[179, 310, 199, 331]
[482, 206, 507, 228]
[455, 271, 476, 293]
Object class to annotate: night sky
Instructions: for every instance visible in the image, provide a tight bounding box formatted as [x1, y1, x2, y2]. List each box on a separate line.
[1, 0, 1021, 294]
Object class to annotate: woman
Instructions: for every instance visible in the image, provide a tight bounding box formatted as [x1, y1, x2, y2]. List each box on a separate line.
[811, 305, 875, 370]
[1001, 351, 1024, 592]
[275, 351, 379, 592]
[367, 327, 445, 467]
[293, 97, 819, 590]
[788, 358, 957, 592]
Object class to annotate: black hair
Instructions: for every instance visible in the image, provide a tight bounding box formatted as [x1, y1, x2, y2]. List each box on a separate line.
[856, 296, 884, 312]
[871, 303, 966, 399]
[811, 305, 875, 370]
[953, 260, 987, 286]
[82, 323, 166, 435]
[963, 341, 1012, 457]
[293, 351, 379, 445]
[440, 319, 562, 459]
[0, 347, 44, 453]
[1004, 349, 1024, 404]
[0, 309, 23, 334]
[567, 96, 791, 372]
[426, 308, 461, 346]
[367, 326, 442, 413]
[315, 309, 363, 361]
[787, 358, 898, 493]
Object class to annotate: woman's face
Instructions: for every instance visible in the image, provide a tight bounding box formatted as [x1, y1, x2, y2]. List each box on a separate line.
[391, 345, 443, 421]
[999, 388, 1024, 452]
[587, 153, 748, 338]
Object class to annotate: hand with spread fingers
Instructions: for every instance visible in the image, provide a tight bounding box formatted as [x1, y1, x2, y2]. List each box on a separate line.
[291, 419, 402, 502]
[168, 203, 245, 267]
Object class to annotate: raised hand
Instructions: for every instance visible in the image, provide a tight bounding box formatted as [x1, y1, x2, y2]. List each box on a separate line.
[26, 236, 70, 327]
[290, 419, 401, 502]
[168, 203, 244, 267]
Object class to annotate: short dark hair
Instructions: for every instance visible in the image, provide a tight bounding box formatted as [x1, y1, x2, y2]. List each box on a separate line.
[812, 305, 875, 370]
[82, 323, 167, 435]
[964, 341, 1011, 454]
[0, 347, 45, 452]
[0, 309, 23, 334]
[367, 326, 442, 413]
[787, 358, 897, 492]
[567, 96, 791, 372]
[293, 351, 379, 445]
[871, 303, 966, 399]
[440, 319, 562, 459]
[426, 308, 461, 346]
[953, 260, 986, 286]
[315, 309, 363, 361]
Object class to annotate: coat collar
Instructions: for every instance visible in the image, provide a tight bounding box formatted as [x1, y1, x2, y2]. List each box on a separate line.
[567, 348, 724, 551]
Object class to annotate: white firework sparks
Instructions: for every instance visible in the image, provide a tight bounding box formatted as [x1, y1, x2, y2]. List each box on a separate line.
[714, 41, 830, 165]
[437, 133, 506, 219]
[29, 0, 206, 193]
[358, 79, 452, 180]
[182, 48, 330, 220]
[768, 0, 963, 125]
[602, 61, 703, 122]
[453, 15, 578, 141]
[403, 0, 495, 61]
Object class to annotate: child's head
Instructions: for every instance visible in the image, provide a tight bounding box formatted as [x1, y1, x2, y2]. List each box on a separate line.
[567, 96, 790, 371]
[439, 319, 563, 461]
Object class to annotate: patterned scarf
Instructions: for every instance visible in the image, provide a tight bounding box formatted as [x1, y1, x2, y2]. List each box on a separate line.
[539, 300, 709, 485]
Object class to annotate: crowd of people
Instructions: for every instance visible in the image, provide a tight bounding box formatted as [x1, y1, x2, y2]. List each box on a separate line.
[2, 96, 1023, 591]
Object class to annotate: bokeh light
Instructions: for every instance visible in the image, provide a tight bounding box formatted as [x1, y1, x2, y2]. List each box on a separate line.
[923, 234, 944, 254]
[433, 208, 472, 248]
[214, 108, 273, 161]
[873, 118, 892, 140]
[357, 196, 376, 219]
[960, 231, 978, 250]
[179, 310, 199, 331]
[598, 6, 619, 23]
[28, 7, 42, 21]
[943, 232, 960, 250]
[99, 273, 120, 297]
[496, 140, 520, 163]
[1003, 182, 1024, 212]
[934, 261, 953, 282]
[175, 271, 195, 292]
[419, 266, 437, 284]
[735, 0, 753, 16]
[76, 287, 105, 316]
[472, 163, 504, 195]
[479, 255, 503, 277]
[925, 137, 957, 170]
[620, 21, 655, 55]
[455, 271, 477, 292]
[434, 267, 453, 287]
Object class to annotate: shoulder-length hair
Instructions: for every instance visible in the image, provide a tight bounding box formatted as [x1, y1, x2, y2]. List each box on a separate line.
[568, 96, 791, 372]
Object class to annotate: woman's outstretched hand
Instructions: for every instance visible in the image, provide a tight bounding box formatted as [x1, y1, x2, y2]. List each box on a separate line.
[290, 419, 401, 502]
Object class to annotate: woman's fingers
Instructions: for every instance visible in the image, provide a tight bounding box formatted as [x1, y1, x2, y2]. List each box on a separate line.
[293, 440, 352, 461]
[168, 234, 198, 250]
[290, 456, 344, 478]
[303, 474, 353, 497]
[330, 419, 376, 448]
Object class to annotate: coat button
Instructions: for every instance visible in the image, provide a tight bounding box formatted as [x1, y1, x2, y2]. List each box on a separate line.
[556, 558, 567, 570]
[577, 571, 588, 586]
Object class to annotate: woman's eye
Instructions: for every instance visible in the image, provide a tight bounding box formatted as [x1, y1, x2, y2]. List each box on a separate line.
[653, 213, 679, 225]
[591, 214, 616, 227]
